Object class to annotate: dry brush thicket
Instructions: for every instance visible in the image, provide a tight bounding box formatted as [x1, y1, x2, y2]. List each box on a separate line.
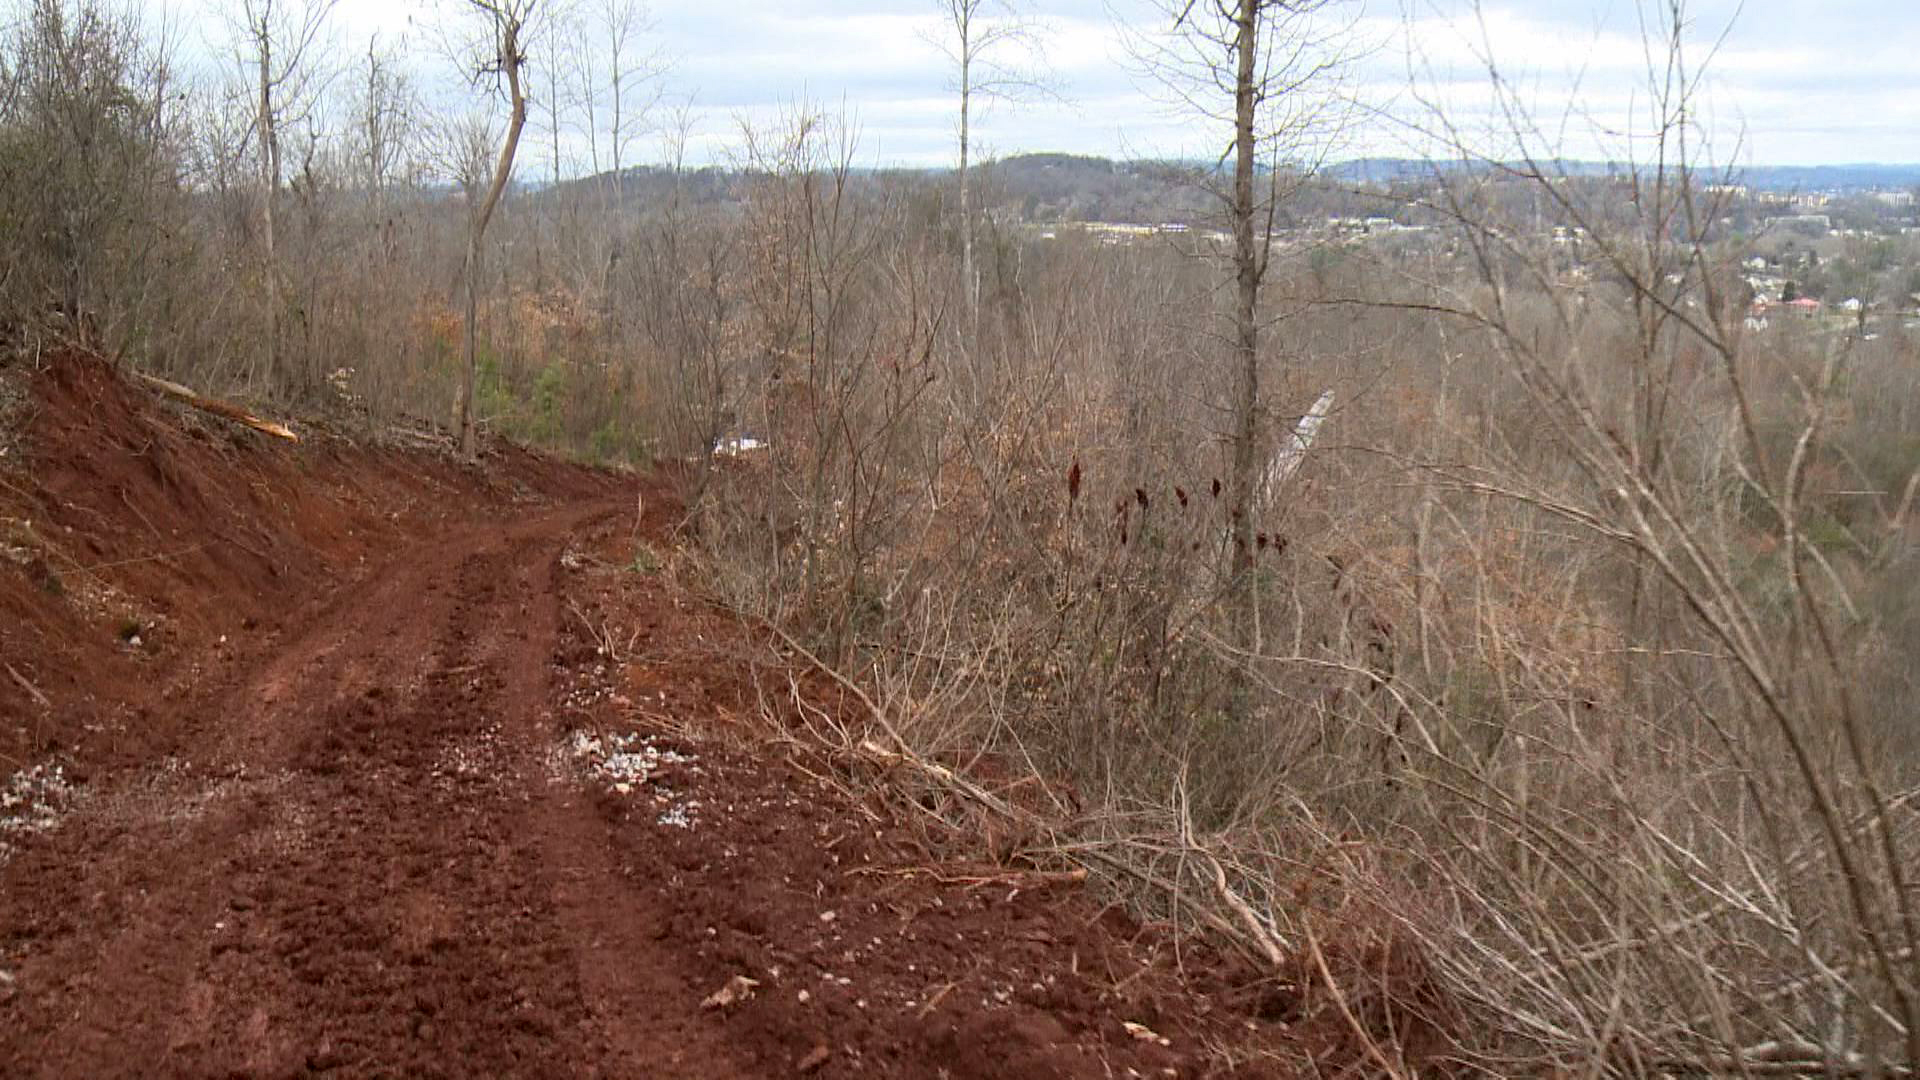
[4, 0, 1919, 1072]
[683, 118, 1920, 1072]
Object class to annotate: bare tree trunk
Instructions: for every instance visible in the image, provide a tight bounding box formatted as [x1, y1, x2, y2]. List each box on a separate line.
[936, 0, 1046, 359]
[460, 228, 482, 454]
[959, 45, 975, 332]
[456, 20, 529, 458]
[256, 29, 279, 391]
[547, 62, 561, 184]
[1226, 0, 1260, 651]
[230, 0, 335, 390]
[577, 26, 600, 189]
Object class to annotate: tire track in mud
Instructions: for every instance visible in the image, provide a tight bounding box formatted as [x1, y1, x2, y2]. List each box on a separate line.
[0, 503, 759, 1078]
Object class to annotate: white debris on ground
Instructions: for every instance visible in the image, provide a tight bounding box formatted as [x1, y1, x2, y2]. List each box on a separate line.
[0, 762, 77, 864]
[432, 722, 507, 784]
[710, 434, 768, 458]
[120, 755, 240, 826]
[656, 802, 698, 828]
[561, 668, 619, 710]
[550, 729, 703, 828]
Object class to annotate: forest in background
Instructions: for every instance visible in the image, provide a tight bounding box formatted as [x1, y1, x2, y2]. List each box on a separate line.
[6, 0, 1920, 1072]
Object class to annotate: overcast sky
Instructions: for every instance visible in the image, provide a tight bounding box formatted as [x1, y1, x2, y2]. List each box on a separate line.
[232, 0, 1920, 170]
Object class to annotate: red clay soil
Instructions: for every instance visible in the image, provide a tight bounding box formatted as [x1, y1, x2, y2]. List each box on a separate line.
[0, 351, 1298, 1077]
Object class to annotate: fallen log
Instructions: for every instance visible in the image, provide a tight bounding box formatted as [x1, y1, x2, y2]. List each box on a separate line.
[136, 373, 298, 442]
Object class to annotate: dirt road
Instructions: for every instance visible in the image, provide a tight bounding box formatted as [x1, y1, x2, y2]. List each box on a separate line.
[5, 499, 749, 1076]
[0, 356, 1283, 1078]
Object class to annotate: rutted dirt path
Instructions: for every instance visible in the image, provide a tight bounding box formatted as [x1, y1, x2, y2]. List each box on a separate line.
[1, 354, 1290, 1078]
[2, 500, 766, 1076]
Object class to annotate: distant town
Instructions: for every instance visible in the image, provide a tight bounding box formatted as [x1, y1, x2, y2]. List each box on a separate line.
[956, 154, 1920, 333]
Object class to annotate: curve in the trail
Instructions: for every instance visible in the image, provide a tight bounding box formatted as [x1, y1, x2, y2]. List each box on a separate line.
[0, 501, 760, 1079]
[3, 489, 1287, 1080]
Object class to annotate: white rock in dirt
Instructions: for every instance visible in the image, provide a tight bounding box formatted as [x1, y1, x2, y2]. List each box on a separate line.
[0, 762, 76, 859]
[551, 729, 699, 797]
[559, 730, 696, 787]
[1123, 1020, 1172, 1047]
[700, 974, 759, 1010]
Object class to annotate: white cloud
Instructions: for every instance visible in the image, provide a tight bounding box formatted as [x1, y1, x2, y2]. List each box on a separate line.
[173, 0, 1920, 168]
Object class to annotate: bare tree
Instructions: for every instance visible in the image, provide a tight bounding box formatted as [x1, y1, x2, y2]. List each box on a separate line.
[450, 0, 535, 456]
[227, 0, 337, 391]
[537, 19, 567, 184]
[353, 34, 416, 206]
[926, 0, 1046, 332]
[559, 0, 660, 198]
[599, 0, 657, 190]
[1129, 0, 1354, 662]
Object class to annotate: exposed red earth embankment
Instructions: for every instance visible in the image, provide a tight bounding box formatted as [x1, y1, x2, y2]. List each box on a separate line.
[0, 352, 1291, 1077]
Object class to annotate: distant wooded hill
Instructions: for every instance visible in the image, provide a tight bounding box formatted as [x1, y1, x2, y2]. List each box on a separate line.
[542, 154, 1920, 225]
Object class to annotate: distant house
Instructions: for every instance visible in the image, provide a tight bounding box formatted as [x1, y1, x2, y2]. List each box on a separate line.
[1762, 214, 1832, 235]
[1787, 296, 1823, 316]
